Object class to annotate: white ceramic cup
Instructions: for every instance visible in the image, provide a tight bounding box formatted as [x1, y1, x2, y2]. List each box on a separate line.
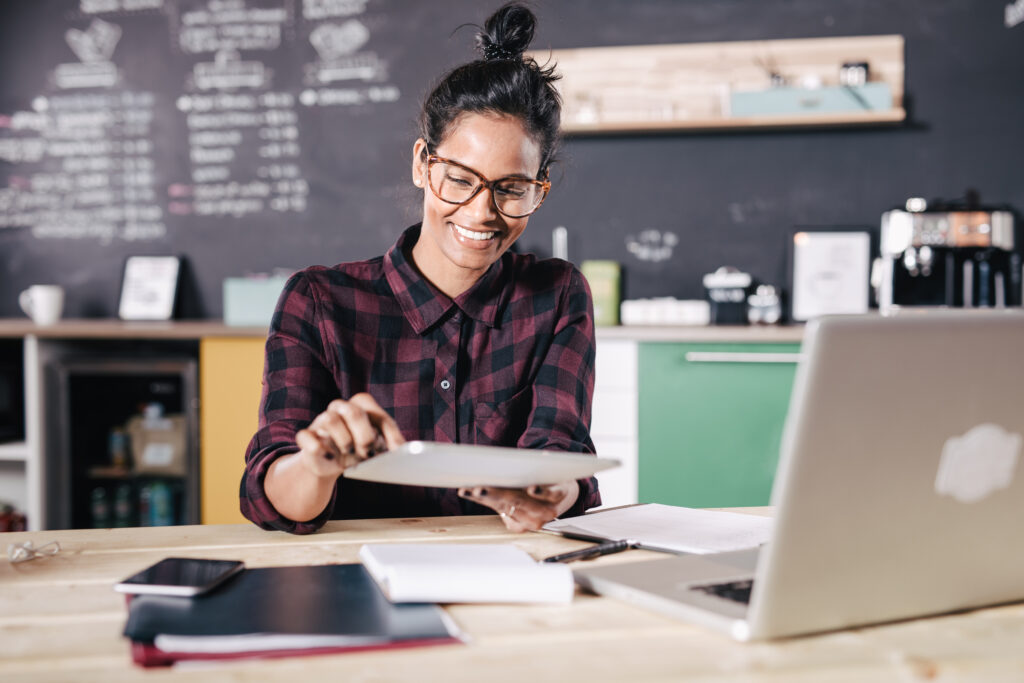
[19, 285, 64, 326]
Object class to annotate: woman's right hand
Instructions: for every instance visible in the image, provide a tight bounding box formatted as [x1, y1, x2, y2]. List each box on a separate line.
[293, 393, 406, 479]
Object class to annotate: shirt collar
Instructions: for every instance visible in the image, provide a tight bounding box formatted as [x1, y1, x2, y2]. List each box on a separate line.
[384, 224, 511, 334]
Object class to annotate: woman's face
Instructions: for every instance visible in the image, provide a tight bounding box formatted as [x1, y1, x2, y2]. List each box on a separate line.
[411, 112, 543, 296]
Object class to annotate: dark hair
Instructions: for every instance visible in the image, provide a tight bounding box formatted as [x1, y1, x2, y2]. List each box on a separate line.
[418, 3, 562, 176]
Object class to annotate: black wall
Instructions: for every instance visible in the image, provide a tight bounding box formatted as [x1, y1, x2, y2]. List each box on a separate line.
[1, 0, 1021, 318]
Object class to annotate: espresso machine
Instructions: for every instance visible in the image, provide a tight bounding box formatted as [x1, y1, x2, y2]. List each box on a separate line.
[875, 196, 1021, 313]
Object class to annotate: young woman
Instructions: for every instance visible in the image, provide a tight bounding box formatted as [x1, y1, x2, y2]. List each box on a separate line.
[241, 3, 601, 534]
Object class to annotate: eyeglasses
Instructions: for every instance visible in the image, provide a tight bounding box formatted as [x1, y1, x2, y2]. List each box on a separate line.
[423, 154, 551, 219]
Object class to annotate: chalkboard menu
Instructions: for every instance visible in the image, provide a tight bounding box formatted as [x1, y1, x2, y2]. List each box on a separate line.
[1, 0, 1022, 318]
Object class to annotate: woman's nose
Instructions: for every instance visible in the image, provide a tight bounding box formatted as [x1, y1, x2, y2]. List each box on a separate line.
[463, 185, 499, 221]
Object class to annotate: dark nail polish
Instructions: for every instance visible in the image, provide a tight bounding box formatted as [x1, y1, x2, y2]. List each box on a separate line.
[478, 488, 488, 496]
[324, 452, 335, 461]
[530, 485, 542, 495]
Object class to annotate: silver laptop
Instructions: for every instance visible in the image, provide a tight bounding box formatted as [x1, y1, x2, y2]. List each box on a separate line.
[574, 310, 1024, 640]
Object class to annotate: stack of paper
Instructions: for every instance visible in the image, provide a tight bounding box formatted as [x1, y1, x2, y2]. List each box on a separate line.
[122, 564, 461, 667]
[359, 543, 574, 604]
[543, 504, 773, 554]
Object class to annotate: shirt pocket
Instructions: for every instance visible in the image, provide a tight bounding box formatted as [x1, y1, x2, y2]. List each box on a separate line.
[473, 384, 533, 446]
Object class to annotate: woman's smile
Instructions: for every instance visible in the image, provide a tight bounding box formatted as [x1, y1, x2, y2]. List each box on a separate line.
[451, 222, 498, 243]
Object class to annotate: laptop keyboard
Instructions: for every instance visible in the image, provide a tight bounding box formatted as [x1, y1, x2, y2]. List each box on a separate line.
[692, 579, 754, 605]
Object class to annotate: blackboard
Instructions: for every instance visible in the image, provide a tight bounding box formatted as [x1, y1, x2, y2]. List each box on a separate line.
[1, 0, 1022, 318]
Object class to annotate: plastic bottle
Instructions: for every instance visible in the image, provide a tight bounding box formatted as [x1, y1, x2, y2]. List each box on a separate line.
[113, 484, 133, 527]
[90, 487, 111, 528]
[150, 480, 173, 526]
[137, 483, 152, 527]
[109, 427, 128, 469]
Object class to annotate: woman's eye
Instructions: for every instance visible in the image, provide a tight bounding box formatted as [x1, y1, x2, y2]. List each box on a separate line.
[496, 185, 526, 198]
[445, 174, 474, 187]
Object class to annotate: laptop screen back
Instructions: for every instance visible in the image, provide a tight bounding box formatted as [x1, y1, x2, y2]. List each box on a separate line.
[749, 310, 1024, 639]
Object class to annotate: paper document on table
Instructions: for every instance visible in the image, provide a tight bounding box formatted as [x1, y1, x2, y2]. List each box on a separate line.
[359, 543, 574, 604]
[543, 504, 773, 555]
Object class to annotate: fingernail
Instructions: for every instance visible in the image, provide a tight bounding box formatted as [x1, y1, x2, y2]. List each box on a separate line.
[324, 452, 335, 461]
[457, 488, 469, 498]
[477, 488, 488, 497]
[530, 485, 543, 495]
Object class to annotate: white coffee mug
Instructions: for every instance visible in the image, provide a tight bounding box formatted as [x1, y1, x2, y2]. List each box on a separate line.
[19, 285, 64, 326]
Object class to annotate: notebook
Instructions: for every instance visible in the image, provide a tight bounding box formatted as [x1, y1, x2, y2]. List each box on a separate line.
[359, 543, 574, 604]
[123, 563, 462, 666]
[574, 310, 1024, 640]
[543, 504, 772, 555]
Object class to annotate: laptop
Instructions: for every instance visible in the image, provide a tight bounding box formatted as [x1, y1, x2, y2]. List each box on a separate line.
[574, 310, 1024, 640]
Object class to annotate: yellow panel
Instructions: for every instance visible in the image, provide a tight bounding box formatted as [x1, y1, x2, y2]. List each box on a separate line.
[200, 337, 266, 524]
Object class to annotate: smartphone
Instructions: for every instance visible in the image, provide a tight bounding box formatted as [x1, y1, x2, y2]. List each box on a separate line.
[114, 557, 245, 597]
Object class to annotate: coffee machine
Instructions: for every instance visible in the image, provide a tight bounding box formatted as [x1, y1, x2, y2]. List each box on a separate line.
[875, 196, 1021, 313]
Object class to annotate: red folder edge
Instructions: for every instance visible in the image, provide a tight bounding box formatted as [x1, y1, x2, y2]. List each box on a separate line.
[130, 636, 462, 668]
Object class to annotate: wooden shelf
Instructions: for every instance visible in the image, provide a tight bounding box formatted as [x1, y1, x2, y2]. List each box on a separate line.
[87, 466, 184, 480]
[536, 35, 906, 134]
[562, 108, 907, 135]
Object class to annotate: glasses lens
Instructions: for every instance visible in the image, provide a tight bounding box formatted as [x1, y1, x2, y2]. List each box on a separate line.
[428, 161, 481, 204]
[426, 159, 547, 217]
[493, 179, 545, 217]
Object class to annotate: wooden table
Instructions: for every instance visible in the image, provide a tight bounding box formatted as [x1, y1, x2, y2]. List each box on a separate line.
[2, 512, 1023, 682]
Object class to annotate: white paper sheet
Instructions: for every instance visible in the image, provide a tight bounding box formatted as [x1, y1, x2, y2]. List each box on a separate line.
[543, 504, 772, 555]
[359, 543, 574, 604]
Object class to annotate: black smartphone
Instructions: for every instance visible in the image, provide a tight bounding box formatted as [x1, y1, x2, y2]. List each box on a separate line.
[114, 557, 245, 597]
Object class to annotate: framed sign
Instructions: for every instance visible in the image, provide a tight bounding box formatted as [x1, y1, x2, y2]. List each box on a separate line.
[789, 229, 872, 322]
[118, 256, 181, 321]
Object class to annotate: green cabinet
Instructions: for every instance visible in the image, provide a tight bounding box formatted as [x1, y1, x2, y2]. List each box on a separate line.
[638, 342, 801, 508]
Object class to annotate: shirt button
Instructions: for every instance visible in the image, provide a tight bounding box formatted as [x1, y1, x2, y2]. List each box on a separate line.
[440, 379, 451, 390]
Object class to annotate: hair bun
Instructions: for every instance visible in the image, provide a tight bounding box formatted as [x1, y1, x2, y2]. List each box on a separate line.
[476, 3, 536, 61]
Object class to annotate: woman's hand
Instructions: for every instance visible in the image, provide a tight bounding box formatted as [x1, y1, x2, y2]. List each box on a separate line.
[458, 481, 580, 532]
[266, 393, 405, 523]
[294, 393, 406, 478]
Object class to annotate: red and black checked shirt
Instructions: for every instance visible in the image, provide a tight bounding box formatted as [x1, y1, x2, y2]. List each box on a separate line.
[241, 225, 601, 533]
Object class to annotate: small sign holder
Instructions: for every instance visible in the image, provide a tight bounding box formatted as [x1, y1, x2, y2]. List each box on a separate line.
[118, 256, 181, 321]
[789, 229, 872, 322]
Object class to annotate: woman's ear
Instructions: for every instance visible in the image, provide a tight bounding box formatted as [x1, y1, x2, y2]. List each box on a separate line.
[411, 138, 427, 188]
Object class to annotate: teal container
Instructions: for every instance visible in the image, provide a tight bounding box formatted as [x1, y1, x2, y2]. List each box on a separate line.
[730, 83, 892, 117]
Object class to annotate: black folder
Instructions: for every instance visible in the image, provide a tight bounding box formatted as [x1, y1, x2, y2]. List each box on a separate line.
[123, 563, 460, 666]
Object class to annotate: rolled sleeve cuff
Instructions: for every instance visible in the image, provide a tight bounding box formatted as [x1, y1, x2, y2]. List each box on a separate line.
[240, 440, 338, 535]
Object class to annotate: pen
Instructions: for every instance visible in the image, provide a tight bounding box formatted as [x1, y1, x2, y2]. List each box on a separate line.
[542, 539, 634, 564]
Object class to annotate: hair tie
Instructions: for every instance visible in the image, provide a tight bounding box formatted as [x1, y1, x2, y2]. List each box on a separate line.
[483, 43, 517, 61]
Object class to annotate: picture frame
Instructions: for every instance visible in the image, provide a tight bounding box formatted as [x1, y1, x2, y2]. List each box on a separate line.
[118, 256, 181, 321]
[787, 228, 874, 322]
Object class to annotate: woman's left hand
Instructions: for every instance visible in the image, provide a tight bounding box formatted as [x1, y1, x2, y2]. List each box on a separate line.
[458, 481, 580, 532]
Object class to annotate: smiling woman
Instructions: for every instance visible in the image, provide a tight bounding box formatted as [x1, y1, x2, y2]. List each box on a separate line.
[240, 3, 602, 535]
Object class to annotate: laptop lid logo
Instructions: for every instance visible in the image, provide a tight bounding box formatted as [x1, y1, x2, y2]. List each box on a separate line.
[935, 423, 1021, 503]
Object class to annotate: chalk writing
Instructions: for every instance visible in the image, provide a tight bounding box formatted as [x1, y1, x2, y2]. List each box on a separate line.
[626, 229, 679, 263]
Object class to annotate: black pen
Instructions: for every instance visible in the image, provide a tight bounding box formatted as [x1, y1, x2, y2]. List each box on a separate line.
[542, 539, 635, 564]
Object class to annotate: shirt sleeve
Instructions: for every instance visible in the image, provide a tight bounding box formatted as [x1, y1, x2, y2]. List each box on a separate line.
[240, 270, 339, 534]
[517, 266, 602, 516]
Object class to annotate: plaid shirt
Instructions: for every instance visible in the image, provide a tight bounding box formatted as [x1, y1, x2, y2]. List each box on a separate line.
[241, 225, 601, 533]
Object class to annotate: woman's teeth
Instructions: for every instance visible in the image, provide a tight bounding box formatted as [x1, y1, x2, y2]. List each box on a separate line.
[454, 224, 496, 241]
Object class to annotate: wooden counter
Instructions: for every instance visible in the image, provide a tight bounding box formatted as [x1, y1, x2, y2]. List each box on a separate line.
[3, 511, 1024, 682]
[0, 319, 267, 339]
[0, 318, 805, 343]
